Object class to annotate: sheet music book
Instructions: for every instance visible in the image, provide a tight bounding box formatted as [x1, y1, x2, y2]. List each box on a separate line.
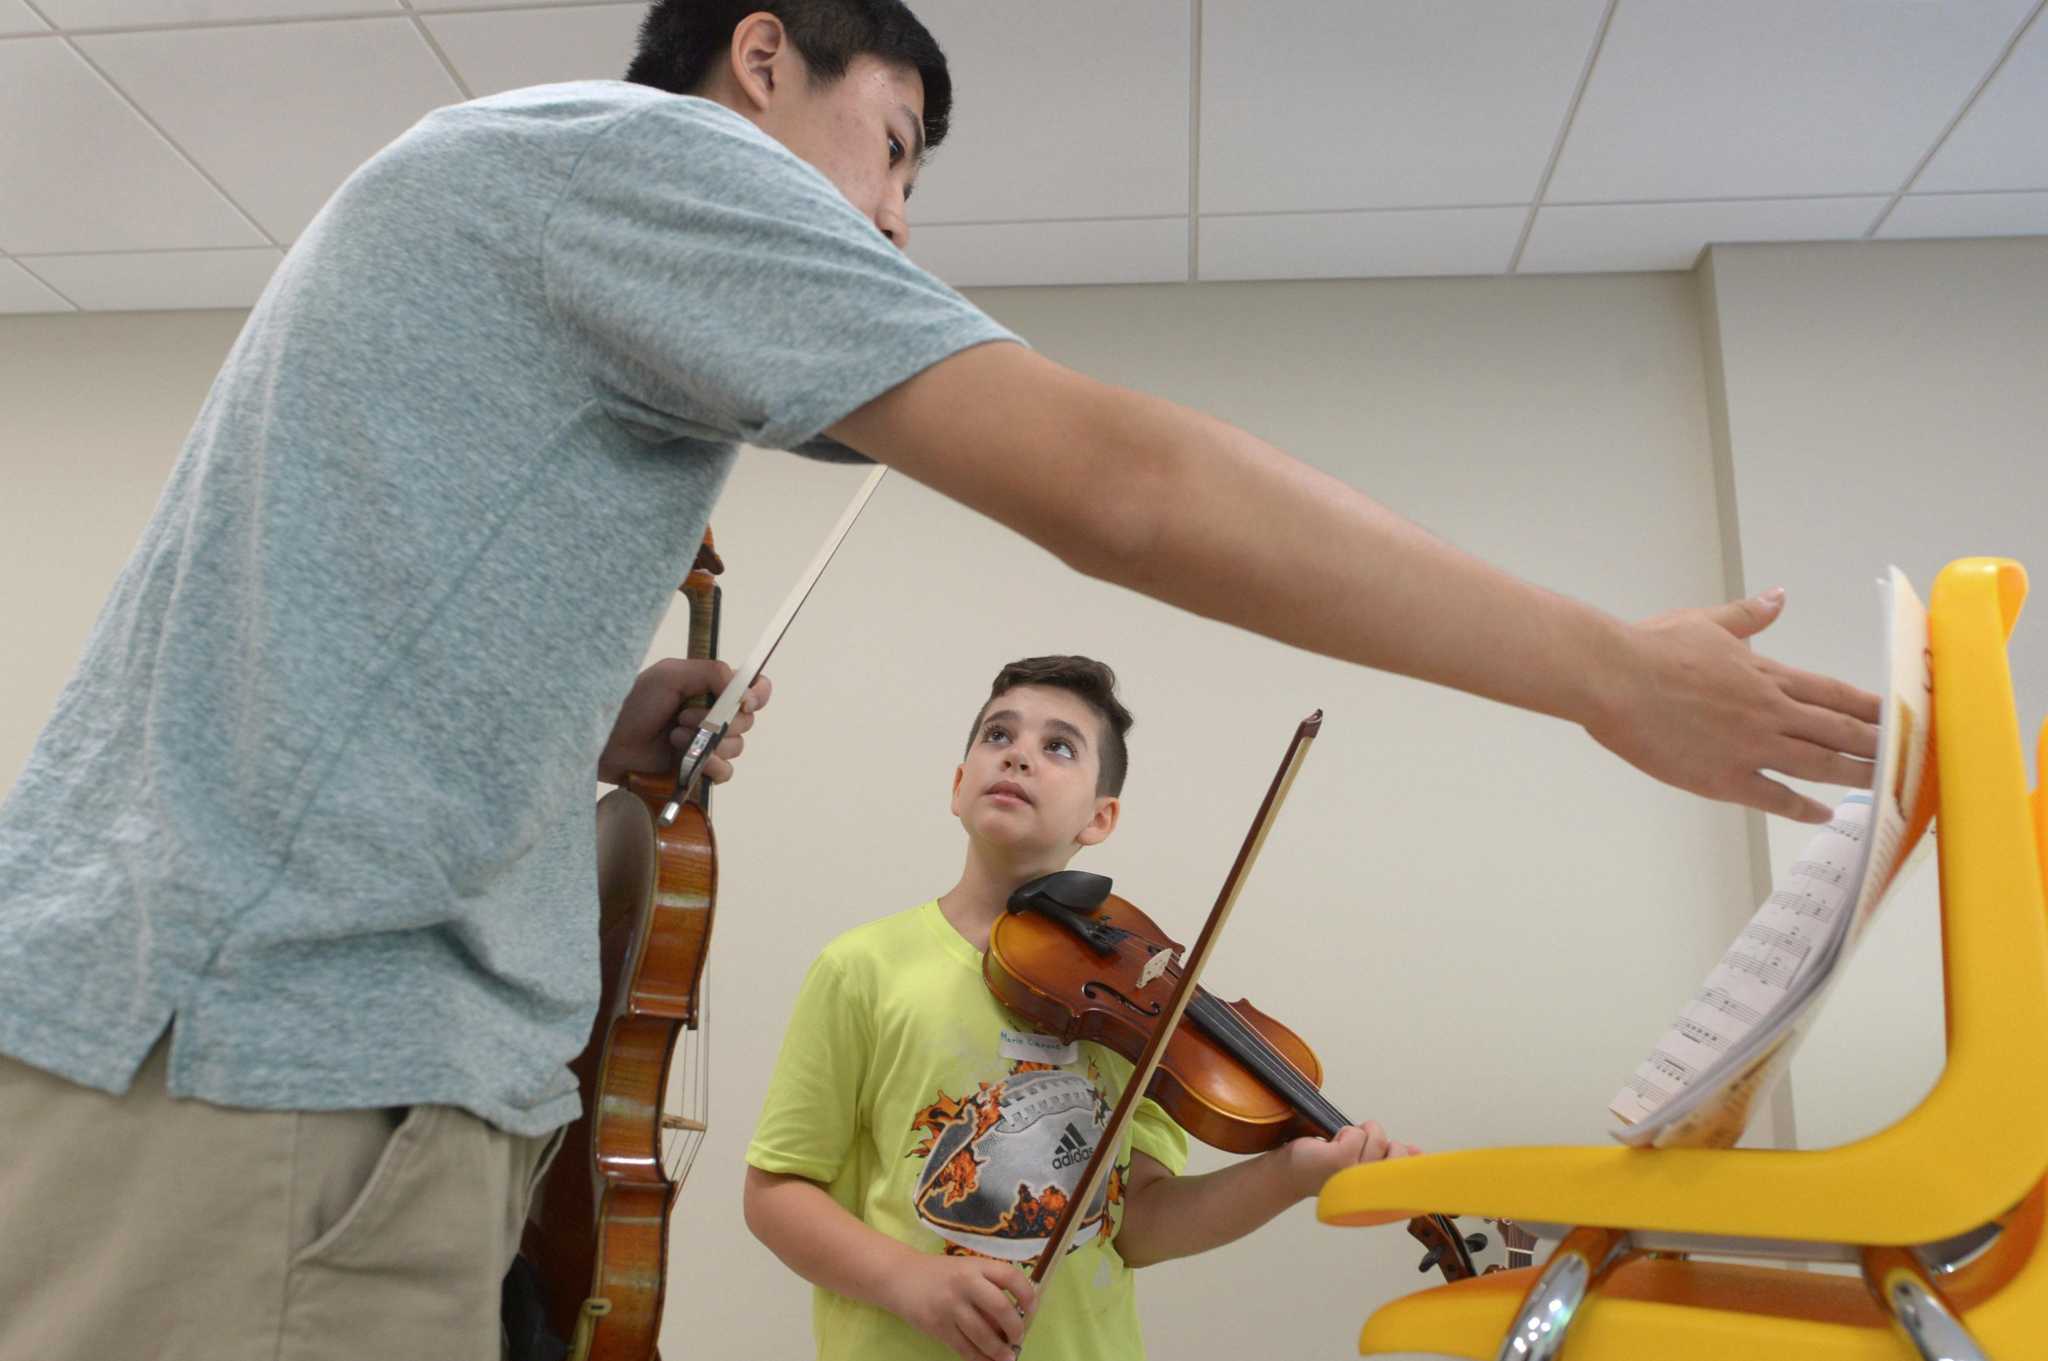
[1608, 567, 1939, 1149]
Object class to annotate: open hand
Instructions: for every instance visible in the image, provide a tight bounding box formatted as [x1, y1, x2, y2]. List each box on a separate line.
[596, 659, 771, 787]
[1587, 589, 1881, 823]
[885, 1253, 1038, 1361]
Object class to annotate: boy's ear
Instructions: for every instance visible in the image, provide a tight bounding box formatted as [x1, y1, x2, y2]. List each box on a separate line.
[728, 11, 790, 111]
[948, 763, 967, 818]
[1075, 795, 1120, 848]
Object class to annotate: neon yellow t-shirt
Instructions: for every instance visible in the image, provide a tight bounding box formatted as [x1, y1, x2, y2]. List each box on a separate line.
[747, 900, 1190, 1360]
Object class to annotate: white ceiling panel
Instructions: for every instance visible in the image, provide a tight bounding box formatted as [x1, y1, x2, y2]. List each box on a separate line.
[425, 4, 642, 97]
[0, 0, 49, 35]
[1879, 191, 2048, 240]
[79, 19, 463, 242]
[911, 217, 1187, 288]
[1199, 0, 1608, 215]
[890, 0, 1190, 225]
[1200, 207, 1525, 281]
[35, 0, 395, 27]
[1915, 11, 2048, 194]
[18, 246, 282, 309]
[1549, 0, 2039, 203]
[1522, 197, 1886, 273]
[0, 257, 75, 313]
[0, 39, 265, 254]
[415, 0, 631, 9]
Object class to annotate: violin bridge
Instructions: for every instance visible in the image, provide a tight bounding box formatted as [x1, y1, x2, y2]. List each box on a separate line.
[661, 1114, 708, 1133]
[1136, 946, 1176, 990]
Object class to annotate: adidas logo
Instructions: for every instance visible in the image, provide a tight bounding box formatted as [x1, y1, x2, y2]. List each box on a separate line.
[1050, 1122, 1093, 1170]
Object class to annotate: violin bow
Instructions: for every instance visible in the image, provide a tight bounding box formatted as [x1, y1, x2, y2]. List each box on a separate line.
[659, 464, 888, 827]
[1018, 710, 1324, 1348]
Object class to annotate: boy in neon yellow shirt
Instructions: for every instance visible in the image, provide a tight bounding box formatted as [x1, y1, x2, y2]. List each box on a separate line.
[745, 656, 1415, 1360]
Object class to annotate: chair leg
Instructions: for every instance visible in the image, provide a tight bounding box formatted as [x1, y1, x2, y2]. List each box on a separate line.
[1863, 1244, 1996, 1361]
[1492, 1227, 1629, 1361]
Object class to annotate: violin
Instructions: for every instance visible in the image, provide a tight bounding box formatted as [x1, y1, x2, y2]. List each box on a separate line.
[518, 530, 724, 1361]
[984, 868, 1480, 1280]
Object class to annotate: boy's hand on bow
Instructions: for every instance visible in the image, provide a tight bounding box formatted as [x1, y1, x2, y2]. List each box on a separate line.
[886, 1253, 1038, 1361]
[596, 659, 771, 787]
[1283, 1120, 1419, 1201]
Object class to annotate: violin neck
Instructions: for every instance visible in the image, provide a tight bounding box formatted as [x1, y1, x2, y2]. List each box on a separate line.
[677, 569, 722, 813]
[1182, 990, 1351, 1137]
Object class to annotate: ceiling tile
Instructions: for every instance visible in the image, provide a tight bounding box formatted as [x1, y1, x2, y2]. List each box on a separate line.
[1915, 11, 2048, 193]
[910, 218, 1188, 288]
[1879, 191, 2048, 240]
[414, 0, 624, 9]
[18, 246, 283, 309]
[36, 0, 395, 27]
[891, 0, 1191, 224]
[0, 257, 76, 313]
[1521, 197, 1887, 273]
[0, 0, 49, 35]
[0, 39, 266, 253]
[423, 4, 642, 96]
[1199, 0, 1609, 215]
[79, 18, 463, 242]
[1199, 207, 1525, 281]
[1549, 0, 2038, 202]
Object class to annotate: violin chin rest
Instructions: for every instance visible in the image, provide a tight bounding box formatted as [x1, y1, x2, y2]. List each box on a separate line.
[1008, 870, 1114, 915]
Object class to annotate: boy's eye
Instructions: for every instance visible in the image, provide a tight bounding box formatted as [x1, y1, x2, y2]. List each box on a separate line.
[888, 134, 905, 165]
[1046, 739, 1075, 759]
[983, 724, 1009, 744]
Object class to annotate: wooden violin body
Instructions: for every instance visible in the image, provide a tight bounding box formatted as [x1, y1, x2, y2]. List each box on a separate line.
[985, 869, 1479, 1279]
[986, 887, 1328, 1155]
[519, 536, 723, 1361]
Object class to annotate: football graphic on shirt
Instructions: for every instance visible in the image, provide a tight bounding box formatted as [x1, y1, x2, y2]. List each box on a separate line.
[907, 1066, 1122, 1263]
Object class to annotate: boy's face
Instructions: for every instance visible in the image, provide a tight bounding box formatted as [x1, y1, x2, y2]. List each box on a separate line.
[750, 50, 926, 249]
[951, 685, 1118, 862]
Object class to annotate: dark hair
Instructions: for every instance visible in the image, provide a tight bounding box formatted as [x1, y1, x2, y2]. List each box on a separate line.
[965, 656, 1133, 797]
[626, 0, 952, 153]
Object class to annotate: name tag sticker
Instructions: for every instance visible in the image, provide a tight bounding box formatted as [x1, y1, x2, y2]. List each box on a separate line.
[998, 1028, 1079, 1067]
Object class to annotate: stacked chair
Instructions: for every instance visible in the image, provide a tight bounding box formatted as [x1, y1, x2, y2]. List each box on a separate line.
[1318, 557, 2048, 1361]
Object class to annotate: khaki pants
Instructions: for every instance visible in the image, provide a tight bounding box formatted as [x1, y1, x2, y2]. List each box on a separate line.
[0, 1039, 559, 1361]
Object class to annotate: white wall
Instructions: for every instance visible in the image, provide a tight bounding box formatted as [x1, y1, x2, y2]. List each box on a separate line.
[0, 312, 250, 785]
[1705, 237, 2048, 1154]
[1, 272, 1748, 1358]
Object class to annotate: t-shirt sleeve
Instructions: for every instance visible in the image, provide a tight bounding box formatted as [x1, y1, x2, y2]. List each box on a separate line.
[746, 946, 869, 1183]
[543, 99, 1020, 456]
[1127, 1094, 1189, 1177]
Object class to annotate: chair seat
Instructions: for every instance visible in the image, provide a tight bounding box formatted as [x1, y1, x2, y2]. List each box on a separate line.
[1361, 1186, 2048, 1359]
[1362, 1259, 1896, 1361]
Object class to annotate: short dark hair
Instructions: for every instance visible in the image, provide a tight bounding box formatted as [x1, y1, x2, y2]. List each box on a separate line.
[965, 656, 1133, 797]
[626, 0, 953, 153]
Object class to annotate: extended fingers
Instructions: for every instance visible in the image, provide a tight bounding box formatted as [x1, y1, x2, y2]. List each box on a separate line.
[1739, 773, 1833, 824]
[1766, 736, 1873, 789]
[1763, 660, 1882, 725]
[1775, 692, 1880, 762]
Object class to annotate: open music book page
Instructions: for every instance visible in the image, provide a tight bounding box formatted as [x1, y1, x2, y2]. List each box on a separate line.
[1608, 566, 1939, 1149]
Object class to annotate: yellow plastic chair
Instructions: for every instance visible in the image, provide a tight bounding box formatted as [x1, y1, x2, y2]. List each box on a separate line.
[1318, 557, 2048, 1360]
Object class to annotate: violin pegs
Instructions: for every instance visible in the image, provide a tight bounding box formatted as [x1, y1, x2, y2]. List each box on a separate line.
[1464, 1233, 1489, 1253]
[1416, 1247, 1444, 1274]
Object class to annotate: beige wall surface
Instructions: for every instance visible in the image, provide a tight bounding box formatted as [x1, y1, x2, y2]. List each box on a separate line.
[1706, 237, 2048, 1156]
[4, 270, 1752, 1358]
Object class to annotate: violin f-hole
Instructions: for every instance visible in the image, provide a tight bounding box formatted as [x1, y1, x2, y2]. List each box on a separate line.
[1081, 979, 1163, 1018]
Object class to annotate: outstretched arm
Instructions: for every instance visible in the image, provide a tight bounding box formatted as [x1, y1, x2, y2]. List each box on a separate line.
[831, 343, 1877, 823]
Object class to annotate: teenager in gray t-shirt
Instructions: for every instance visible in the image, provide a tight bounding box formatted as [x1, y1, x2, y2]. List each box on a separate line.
[0, 2, 1882, 1357]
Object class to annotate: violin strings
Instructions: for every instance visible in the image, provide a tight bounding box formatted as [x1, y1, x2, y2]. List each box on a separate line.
[1100, 920, 1351, 1136]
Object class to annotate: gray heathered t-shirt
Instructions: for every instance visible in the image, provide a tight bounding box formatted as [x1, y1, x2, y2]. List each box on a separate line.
[0, 82, 1015, 1136]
